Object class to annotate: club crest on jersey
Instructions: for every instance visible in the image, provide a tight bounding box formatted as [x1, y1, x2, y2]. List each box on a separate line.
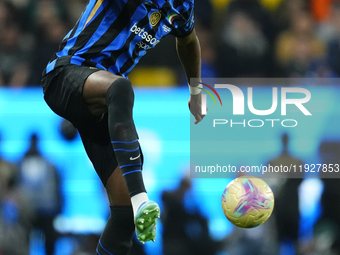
[150, 12, 161, 26]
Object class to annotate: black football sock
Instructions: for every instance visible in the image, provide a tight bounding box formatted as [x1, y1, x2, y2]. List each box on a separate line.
[97, 206, 135, 255]
[106, 78, 146, 197]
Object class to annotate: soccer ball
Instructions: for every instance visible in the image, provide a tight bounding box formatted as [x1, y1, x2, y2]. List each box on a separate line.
[221, 175, 274, 228]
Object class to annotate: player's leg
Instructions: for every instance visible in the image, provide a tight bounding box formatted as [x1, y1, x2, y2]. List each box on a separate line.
[83, 71, 160, 243]
[77, 116, 135, 255]
[97, 166, 159, 254]
[42, 64, 158, 252]
[98, 167, 135, 255]
[83, 71, 147, 205]
[42, 65, 155, 254]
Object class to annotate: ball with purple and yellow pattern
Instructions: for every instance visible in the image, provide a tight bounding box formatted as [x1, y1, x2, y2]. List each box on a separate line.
[221, 176, 274, 228]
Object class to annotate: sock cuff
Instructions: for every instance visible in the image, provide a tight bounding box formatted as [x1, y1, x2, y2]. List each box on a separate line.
[131, 192, 149, 216]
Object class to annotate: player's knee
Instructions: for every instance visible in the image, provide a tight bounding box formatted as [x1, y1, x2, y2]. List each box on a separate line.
[106, 78, 134, 107]
[106, 78, 135, 135]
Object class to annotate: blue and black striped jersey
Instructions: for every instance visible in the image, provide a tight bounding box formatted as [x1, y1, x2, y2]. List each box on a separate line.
[45, 0, 194, 77]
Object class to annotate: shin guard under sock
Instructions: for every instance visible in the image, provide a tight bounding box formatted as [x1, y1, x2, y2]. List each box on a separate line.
[106, 78, 146, 197]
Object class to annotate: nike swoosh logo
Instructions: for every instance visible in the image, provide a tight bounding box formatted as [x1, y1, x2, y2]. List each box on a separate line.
[130, 154, 141, 161]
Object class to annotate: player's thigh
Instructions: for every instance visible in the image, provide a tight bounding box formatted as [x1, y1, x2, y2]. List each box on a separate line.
[42, 65, 100, 125]
[83, 70, 122, 116]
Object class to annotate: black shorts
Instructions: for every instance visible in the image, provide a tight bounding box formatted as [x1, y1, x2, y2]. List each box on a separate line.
[41, 64, 118, 185]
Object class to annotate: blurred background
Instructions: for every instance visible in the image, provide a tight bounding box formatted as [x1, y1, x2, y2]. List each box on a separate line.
[0, 0, 340, 255]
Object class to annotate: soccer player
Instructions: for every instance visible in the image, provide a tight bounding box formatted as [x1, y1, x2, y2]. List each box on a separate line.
[41, 0, 203, 254]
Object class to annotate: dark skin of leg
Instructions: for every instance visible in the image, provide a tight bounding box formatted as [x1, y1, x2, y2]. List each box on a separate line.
[83, 70, 131, 206]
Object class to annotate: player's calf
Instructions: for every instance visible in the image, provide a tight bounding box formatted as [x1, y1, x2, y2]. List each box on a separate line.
[106, 79, 161, 244]
[106, 78, 145, 197]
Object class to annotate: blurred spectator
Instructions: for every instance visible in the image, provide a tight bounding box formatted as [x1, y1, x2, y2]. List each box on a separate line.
[306, 58, 338, 78]
[22, 0, 70, 85]
[195, 0, 214, 30]
[314, 1, 340, 48]
[326, 2, 340, 77]
[260, 0, 283, 12]
[266, 133, 303, 254]
[198, 28, 218, 78]
[0, 135, 33, 255]
[222, 223, 277, 255]
[66, 0, 93, 24]
[29, 17, 69, 85]
[0, 4, 30, 87]
[328, 43, 340, 77]
[18, 133, 62, 255]
[216, 0, 274, 77]
[311, 0, 337, 22]
[313, 142, 340, 255]
[0, 1, 16, 31]
[23, 0, 68, 32]
[217, 12, 272, 77]
[194, 0, 217, 79]
[275, 11, 325, 77]
[2, 0, 340, 81]
[161, 177, 220, 255]
[0, 135, 17, 203]
[274, 0, 309, 33]
[227, 0, 275, 41]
